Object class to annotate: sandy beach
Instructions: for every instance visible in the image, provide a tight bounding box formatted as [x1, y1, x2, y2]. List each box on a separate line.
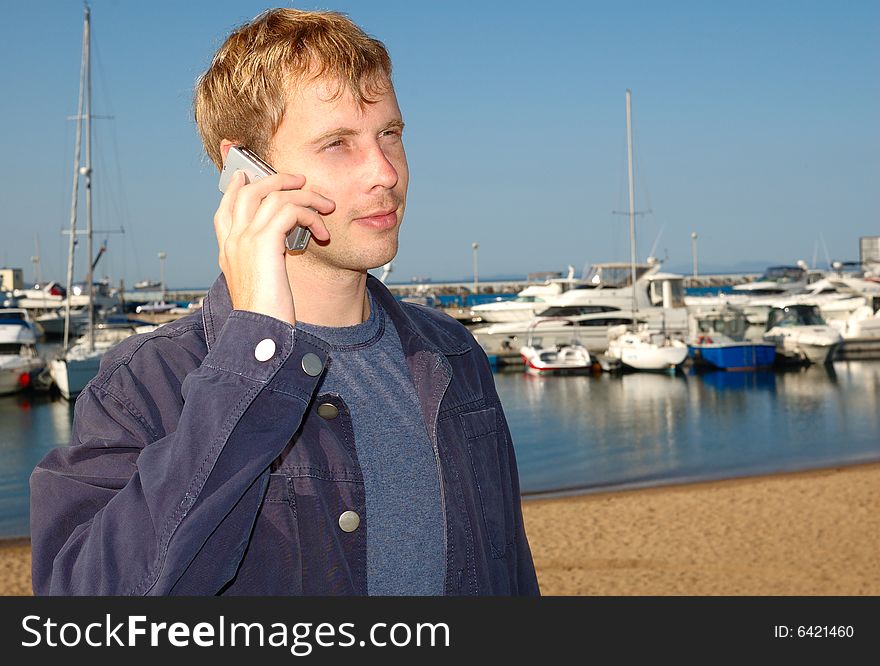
[3, 462, 878, 596]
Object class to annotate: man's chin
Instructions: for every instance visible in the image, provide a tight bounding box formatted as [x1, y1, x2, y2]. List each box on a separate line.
[316, 237, 399, 272]
[363, 244, 399, 271]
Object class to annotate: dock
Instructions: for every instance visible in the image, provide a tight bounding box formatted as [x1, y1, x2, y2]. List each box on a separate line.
[484, 337, 880, 370]
[836, 338, 880, 360]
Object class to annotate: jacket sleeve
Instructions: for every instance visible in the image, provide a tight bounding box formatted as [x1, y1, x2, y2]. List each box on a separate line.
[29, 311, 329, 595]
[494, 394, 541, 596]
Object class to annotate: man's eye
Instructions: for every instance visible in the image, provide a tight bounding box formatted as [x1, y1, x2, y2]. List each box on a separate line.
[323, 139, 346, 150]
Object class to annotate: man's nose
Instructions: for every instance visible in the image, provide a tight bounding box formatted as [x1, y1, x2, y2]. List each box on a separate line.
[364, 142, 400, 190]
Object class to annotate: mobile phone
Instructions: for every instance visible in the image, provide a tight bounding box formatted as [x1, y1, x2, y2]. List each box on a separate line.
[218, 145, 311, 252]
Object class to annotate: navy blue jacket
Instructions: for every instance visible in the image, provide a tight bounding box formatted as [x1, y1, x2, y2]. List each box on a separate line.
[30, 274, 540, 595]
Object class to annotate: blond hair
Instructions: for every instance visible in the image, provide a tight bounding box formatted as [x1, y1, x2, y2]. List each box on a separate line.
[194, 8, 392, 169]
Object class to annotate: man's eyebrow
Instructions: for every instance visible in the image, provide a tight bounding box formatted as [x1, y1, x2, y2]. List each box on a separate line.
[307, 127, 359, 148]
[382, 119, 405, 133]
[307, 120, 405, 148]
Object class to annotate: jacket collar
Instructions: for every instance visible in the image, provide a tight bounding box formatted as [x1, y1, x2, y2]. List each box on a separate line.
[201, 272, 471, 356]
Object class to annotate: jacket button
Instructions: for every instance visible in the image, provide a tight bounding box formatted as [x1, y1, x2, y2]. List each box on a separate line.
[338, 511, 360, 533]
[254, 338, 276, 362]
[301, 352, 323, 376]
[317, 403, 339, 420]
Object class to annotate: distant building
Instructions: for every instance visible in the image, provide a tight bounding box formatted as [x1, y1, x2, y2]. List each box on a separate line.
[860, 236, 880, 265]
[0, 268, 24, 291]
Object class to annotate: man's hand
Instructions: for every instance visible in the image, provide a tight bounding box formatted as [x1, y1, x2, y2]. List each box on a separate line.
[213, 171, 334, 325]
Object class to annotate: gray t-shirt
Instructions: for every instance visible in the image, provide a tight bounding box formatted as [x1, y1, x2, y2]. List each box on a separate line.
[296, 290, 445, 595]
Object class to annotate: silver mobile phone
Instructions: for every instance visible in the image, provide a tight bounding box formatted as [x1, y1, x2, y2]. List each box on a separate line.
[218, 145, 311, 252]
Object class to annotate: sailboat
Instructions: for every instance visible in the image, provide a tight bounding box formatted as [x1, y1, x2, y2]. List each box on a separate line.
[49, 6, 112, 400]
[605, 90, 689, 372]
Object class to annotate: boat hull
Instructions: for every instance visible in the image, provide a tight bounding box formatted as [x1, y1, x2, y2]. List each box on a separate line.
[764, 325, 843, 365]
[608, 337, 689, 371]
[688, 342, 777, 370]
[50, 356, 102, 400]
[615, 346, 688, 371]
[519, 345, 593, 375]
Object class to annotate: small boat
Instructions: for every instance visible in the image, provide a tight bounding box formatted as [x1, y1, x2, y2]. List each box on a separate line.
[134, 300, 176, 314]
[134, 279, 161, 290]
[519, 318, 593, 375]
[763, 304, 842, 365]
[597, 353, 623, 373]
[0, 309, 47, 395]
[688, 333, 777, 370]
[607, 325, 689, 372]
[686, 305, 776, 370]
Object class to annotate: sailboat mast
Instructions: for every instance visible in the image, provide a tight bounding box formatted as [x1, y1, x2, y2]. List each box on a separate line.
[62, 5, 89, 350]
[83, 5, 95, 352]
[625, 89, 638, 319]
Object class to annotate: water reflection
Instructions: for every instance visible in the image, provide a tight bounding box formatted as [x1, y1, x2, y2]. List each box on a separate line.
[0, 391, 74, 537]
[1, 361, 879, 537]
[496, 361, 880, 496]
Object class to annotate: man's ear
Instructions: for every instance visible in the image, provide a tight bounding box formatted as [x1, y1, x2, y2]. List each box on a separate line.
[219, 139, 238, 164]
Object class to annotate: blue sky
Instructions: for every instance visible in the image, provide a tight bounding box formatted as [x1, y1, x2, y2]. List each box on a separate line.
[1, 0, 878, 288]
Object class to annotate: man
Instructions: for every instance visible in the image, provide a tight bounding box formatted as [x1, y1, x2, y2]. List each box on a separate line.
[30, 8, 539, 596]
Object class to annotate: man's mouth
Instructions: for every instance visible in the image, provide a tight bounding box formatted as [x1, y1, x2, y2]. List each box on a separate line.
[352, 202, 400, 229]
[352, 205, 399, 230]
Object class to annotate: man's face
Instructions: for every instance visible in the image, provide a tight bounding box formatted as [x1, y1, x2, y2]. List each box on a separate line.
[268, 76, 408, 272]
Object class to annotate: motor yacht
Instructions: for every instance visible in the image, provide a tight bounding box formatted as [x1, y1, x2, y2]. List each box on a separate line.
[0, 309, 46, 395]
[469, 266, 580, 323]
[763, 304, 842, 365]
[518, 318, 593, 375]
[470, 262, 688, 356]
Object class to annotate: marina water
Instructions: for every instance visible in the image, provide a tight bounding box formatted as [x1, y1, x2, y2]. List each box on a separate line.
[2, 359, 878, 538]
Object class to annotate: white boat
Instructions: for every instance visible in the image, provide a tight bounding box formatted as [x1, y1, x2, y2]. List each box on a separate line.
[472, 308, 635, 355]
[135, 300, 176, 314]
[49, 349, 103, 401]
[50, 322, 140, 399]
[35, 307, 91, 337]
[686, 270, 880, 327]
[607, 325, 689, 372]
[10, 281, 66, 309]
[827, 304, 880, 340]
[134, 279, 161, 290]
[518, 318, 593, 374]
[470, 266, 580, 323]
[470, 265, 688, 355]
[731, 264, 810, 297]
[13, 280, 117, 318]
[599, 89, 688, 374]
[763, 304, 843, 365]
[0, 309, 46, 395]
[49, 7, 118, 400]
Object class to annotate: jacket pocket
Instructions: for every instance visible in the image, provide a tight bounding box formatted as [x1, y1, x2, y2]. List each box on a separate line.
[460, 407, 513, 559]
[221, 472, 303, 595]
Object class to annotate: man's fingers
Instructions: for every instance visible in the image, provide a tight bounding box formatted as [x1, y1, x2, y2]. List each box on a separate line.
[214, 170, 244, 236]
[214, 170, 246, 269]
[258, 204, 331, 244]
[229, 172, 308, 237]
